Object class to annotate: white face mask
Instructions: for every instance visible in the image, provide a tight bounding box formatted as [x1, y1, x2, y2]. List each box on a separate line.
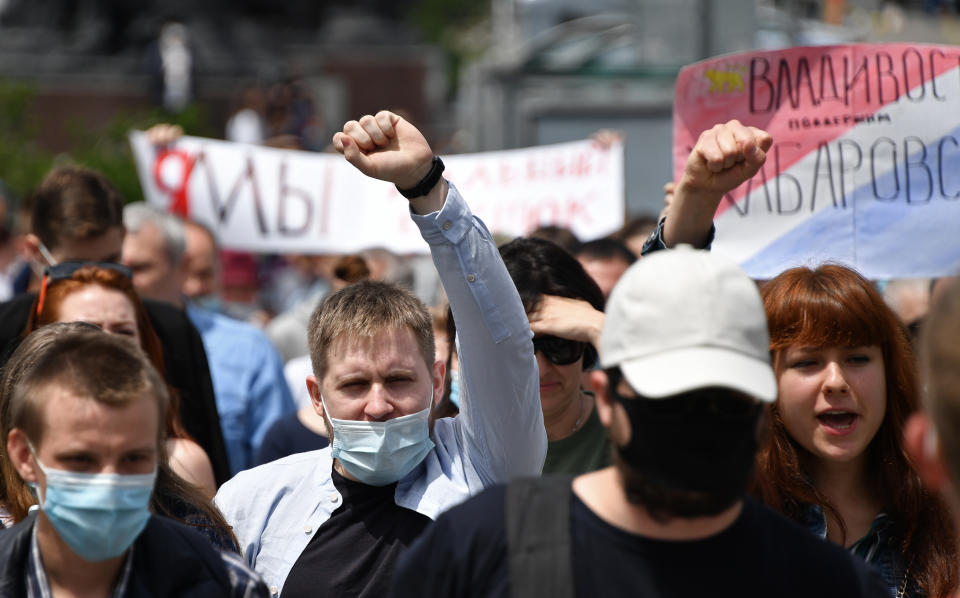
[321, 394, 435, 486]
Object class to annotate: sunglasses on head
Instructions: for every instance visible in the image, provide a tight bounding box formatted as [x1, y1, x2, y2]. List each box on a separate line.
[533, 335, 585, 366]
[37, 261, 133, 317]
[44, 261, 132, 283]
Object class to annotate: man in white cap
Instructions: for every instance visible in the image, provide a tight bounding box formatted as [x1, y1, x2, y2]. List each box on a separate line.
[390, 122, 887, 598]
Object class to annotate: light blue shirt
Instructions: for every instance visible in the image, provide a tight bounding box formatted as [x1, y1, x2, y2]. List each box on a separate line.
[214, 183, 546, 596]
[186, 304, 297, 474]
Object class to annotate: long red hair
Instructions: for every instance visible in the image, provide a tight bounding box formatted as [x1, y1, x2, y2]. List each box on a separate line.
[753, 264, 956, 597]
[25, 266, 187, 440]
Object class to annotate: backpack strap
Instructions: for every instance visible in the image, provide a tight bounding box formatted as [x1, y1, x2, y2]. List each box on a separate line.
[506, 475, 576, 598]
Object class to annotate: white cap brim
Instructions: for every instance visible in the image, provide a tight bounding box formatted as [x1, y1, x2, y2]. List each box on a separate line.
[617, 345, 777, 402]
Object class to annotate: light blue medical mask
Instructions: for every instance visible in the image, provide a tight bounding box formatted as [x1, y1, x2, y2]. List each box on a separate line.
[322, 395, 435, 487]
[448, 370, 461, 408]
[29, 445, 156, 562]
[191, 294, 224, 314]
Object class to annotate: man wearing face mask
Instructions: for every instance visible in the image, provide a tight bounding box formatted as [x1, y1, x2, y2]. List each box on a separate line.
[214, 111, 546, 597]
[0, 330, 269, 597]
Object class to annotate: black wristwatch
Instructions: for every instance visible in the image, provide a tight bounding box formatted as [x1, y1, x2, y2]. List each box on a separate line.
[396, 156, 445, 200]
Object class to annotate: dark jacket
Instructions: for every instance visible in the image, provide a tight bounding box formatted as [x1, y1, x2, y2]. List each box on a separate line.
[0, 293, 230, 485]
[0, 512, 238, 597]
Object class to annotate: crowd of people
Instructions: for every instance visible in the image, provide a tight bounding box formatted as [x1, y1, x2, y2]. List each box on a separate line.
[0, 109, 957, 598]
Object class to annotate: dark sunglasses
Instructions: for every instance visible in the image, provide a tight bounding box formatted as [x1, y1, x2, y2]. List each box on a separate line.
[605, 367, 761, 420]
[533, 335, 585, 366]
[37, 261, 133, 317]
[44, 261, 132, 283]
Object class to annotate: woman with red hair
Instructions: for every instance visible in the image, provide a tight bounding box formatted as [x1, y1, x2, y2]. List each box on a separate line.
[753, 264, 956, 598]
[25, 263, 216, 497]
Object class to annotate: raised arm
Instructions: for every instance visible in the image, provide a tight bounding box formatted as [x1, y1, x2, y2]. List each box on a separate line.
[528, 295, 604, 349]
[662, 120, 772, 249]
[333, 111, 545, 486]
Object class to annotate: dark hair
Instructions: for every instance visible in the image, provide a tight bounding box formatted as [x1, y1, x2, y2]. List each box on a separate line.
[499, 237, 604, 368]
[574, 238, 637, 265]
[615, 216, 659, 242]
[528, 225, 581, 254]
[333, 255, 371, 284]
[753, 264, 956, 597]
[30, 166, 125, 251]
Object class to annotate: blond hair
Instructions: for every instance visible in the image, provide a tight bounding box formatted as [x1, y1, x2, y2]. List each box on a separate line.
[308, 280, 435, 379]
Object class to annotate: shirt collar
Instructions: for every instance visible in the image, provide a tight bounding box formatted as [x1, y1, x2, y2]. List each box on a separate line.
[27, 522, 135, 598]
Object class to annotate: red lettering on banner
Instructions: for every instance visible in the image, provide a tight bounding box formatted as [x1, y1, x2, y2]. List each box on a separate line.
[153, 149, 196, 217]
[462, 165, 493, 187]
[499, 161, 517, 186]
[563, 196, 593, 227]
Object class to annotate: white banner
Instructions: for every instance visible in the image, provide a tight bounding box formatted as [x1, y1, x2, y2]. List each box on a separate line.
[129, 133, 625, 255]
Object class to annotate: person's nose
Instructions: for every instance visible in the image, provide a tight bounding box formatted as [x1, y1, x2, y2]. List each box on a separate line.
[364, 386, 395, 420]
[822, 361, 849, 396]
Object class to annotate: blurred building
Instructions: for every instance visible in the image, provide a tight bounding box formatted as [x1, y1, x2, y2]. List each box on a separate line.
[0, 2, 446, 153]
[456, 0, 907, 217]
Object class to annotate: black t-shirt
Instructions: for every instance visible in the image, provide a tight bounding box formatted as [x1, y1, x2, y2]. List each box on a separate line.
[390, 483, 889, 598]
[254, 412, 329, 467]
[282, 469, 431, 598]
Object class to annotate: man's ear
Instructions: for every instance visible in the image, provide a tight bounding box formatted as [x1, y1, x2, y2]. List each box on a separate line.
[21, 234, 45, 264]
[590, 369, 613, 427]
[904, 412, 950, 491]
[7, 429, 38, 484]
[306, 375, 324, 419]
[432, 359, 446, 408]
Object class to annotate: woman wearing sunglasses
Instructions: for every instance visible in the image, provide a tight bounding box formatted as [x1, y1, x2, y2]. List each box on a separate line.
[500, 237, 607, 475]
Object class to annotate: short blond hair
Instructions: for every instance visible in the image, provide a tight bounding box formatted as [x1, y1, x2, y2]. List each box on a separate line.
[307, 281, 435, 379]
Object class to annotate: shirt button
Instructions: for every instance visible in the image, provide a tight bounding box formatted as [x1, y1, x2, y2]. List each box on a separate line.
[467, 274, 476, 283]
[330, 493, 340, 503]
[270, 586, 279, 595]
[304, 525, 312, 534]
[442, 221, 452, 230]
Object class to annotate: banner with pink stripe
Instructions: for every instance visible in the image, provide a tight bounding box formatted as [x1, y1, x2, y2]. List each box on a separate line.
[675, 44, 960, 279]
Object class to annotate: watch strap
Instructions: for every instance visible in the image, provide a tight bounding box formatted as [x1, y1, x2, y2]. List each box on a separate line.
[396, 156, 445, 200]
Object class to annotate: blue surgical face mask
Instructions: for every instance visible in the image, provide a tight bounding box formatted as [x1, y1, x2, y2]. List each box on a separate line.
[322, 395, 435, 487]
[191, 294, 224, 314]
[448, 370, 460, 408]
[29, 445, 156, 562]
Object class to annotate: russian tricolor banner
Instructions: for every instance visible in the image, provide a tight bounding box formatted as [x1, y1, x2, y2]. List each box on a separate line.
[675, 44, 960, 279]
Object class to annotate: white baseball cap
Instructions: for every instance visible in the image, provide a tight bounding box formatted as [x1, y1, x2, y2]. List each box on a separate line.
[600, 245, 777, 402]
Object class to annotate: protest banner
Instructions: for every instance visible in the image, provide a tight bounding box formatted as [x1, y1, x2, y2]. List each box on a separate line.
[675, 43, 960, 279]
[129, 133, 624, 255]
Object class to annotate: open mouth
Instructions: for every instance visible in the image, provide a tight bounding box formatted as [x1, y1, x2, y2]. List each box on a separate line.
[816, 410, 858, 433]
